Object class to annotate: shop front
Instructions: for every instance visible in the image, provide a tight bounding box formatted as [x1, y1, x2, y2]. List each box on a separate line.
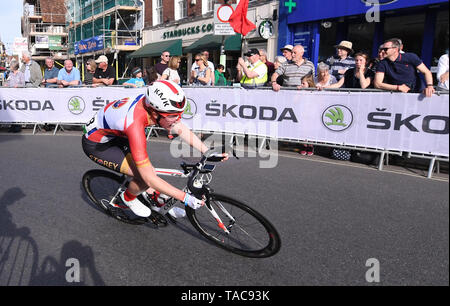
[278, 0, 449, 69]
[136, 1, 279, 85]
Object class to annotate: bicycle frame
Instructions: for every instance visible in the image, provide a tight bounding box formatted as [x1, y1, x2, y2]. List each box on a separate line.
[155, 167, 232, 234]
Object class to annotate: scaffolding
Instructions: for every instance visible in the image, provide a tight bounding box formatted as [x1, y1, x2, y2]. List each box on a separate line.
[64, 0, 143, 81]
[22, 0, 68, 61]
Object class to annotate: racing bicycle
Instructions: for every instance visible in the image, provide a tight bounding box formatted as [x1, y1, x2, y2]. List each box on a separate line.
[82, 148, 281, 258]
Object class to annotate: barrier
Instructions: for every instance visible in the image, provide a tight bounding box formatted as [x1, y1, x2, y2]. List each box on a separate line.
[0, 86, 448, 177]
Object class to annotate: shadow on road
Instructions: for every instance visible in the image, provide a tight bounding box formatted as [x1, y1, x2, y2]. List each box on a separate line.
[0, 187, 105, 285]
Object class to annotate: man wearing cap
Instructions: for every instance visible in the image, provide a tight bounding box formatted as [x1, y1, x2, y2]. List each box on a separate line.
[280, 45, 293, 63]
[93, 55, 116, 86]
[123, 67, 145, 88]
[236, 48, 268, 88]
[326, 40, 356, 80]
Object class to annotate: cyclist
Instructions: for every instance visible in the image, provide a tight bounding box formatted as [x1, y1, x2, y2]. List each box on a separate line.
[82, 80, 228, 218]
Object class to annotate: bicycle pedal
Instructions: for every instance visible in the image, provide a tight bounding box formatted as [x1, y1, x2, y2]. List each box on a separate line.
[149, 211, 168, 226]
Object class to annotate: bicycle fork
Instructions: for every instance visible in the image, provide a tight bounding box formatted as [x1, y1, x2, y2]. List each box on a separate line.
[205, 198, 236, 235]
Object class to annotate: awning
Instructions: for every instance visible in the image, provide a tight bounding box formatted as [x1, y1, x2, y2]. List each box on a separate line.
[129, 39, 182, 58]
[184, 34, 242, 53]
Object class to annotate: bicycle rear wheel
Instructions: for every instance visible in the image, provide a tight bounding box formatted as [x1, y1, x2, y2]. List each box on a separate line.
[186, 193, 281, 258]
[82, 169, 147, 225]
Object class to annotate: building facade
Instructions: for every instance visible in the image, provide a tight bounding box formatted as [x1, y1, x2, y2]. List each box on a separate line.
[135, 0, 279, 84]
[65, 0, 144, 81]
[278, 0, 449, 69]
[21, 0, 68, 64]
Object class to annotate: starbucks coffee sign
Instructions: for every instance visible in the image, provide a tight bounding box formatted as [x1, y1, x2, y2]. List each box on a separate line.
[163, 23, 214, 39]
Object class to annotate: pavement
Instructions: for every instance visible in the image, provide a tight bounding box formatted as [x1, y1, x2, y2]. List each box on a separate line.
[0, 132, 448, 286]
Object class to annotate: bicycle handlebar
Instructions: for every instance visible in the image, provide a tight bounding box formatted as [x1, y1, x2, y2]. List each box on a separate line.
[185, 145, 238, 199]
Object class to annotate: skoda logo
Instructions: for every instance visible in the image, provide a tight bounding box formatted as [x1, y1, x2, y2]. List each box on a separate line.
[361, 0, 398, 5]
[68, 96, 85, 115]
[322, 105, 353, 132]
[182, 98, 197, 119]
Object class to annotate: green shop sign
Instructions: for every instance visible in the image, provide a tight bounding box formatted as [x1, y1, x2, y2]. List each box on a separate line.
[163, 23, 214, 39]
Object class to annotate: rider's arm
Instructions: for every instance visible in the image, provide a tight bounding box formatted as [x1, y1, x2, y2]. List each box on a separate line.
[170, 120, 209, 154]
[137, 162, 187, 202]
[126, 116, 187, 202]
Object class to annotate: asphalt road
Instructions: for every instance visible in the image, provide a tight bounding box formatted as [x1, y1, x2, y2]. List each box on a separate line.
[0, 134, 448, 286]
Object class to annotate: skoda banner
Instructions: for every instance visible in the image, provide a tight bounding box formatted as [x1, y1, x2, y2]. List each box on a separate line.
[182, 88, 449, 157]
[0, 87, 448, 157]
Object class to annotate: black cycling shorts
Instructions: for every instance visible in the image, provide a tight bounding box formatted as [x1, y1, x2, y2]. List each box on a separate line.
[82, 136, 133, 174]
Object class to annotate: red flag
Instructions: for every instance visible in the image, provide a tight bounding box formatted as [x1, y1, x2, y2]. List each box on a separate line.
[228, 0, 256, 36]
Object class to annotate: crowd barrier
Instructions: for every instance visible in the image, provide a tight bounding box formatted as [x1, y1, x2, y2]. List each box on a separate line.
[0, 86, 448, 178]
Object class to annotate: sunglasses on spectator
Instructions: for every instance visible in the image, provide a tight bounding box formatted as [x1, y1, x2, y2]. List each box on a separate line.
[380, 47, 397, 52]
[163, 54, 170, 57]
[195, 58, 201, 61]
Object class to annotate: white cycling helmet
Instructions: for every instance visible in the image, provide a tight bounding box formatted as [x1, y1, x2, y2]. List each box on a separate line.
[146, 80, 187, 114]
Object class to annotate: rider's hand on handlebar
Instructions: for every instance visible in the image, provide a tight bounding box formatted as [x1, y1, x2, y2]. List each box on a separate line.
[207, 152, 229, 162]
[183, 193, 204, 209]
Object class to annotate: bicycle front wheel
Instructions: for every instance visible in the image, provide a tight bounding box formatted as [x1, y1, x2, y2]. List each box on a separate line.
[186, 193, 281, 258]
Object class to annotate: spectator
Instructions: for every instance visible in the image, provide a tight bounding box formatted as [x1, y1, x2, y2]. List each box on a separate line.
[20, 50, 42, 88]
[280, 45, 293, 63]
[123, 67, 145, 88]
[369, 45, 386, 73]
[273, 56, 287, 86]
[314, 62, 337, 89]
[271, 45, 315, 92]
[42, 57, 59, 88]
[84, 59, 97, 86]
[259, 48, 275, 83]
[5, 60, 25, 133]
[328, 52, 374, 89]
[237, 48, 268, 88]
[93, 55, 116, 86]
[374, 38, 435, 97]
[437, 51, 449, 91]
[4, 60, 24, 88]
[161, 56, 181, 85]
[391, 38, 405, 54]
[326, 40, 355, 80]
[57, 59, 81, 88]
[214, 64, 227, 86]
[143, 66, 158, 85]
[297, 74, 315, 89]
[155, 51, 170, 79]
[191, 50, 215, 85]
[190, 53, 212, 86]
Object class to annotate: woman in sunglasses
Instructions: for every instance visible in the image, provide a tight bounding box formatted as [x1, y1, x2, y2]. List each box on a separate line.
[82, 80, 228, 218]
[190, 54, 212, 86]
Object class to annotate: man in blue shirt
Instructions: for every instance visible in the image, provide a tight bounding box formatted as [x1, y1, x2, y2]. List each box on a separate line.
[57, 59, 81, 87]
[375, 38, 435, 97]
[42, 57, 59, 87]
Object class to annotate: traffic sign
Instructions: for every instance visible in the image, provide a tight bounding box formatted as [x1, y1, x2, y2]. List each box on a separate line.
[214, 4, 237, 35]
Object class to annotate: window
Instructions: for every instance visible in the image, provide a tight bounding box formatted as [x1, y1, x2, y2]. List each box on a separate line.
[384, 13, 426, 57]
[432, 10, 449, 66]
[153, 0, 163, 25]
[347, 21, 375, 55]
[202, 0, 214, 15]
[175, 0, 188, 20]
